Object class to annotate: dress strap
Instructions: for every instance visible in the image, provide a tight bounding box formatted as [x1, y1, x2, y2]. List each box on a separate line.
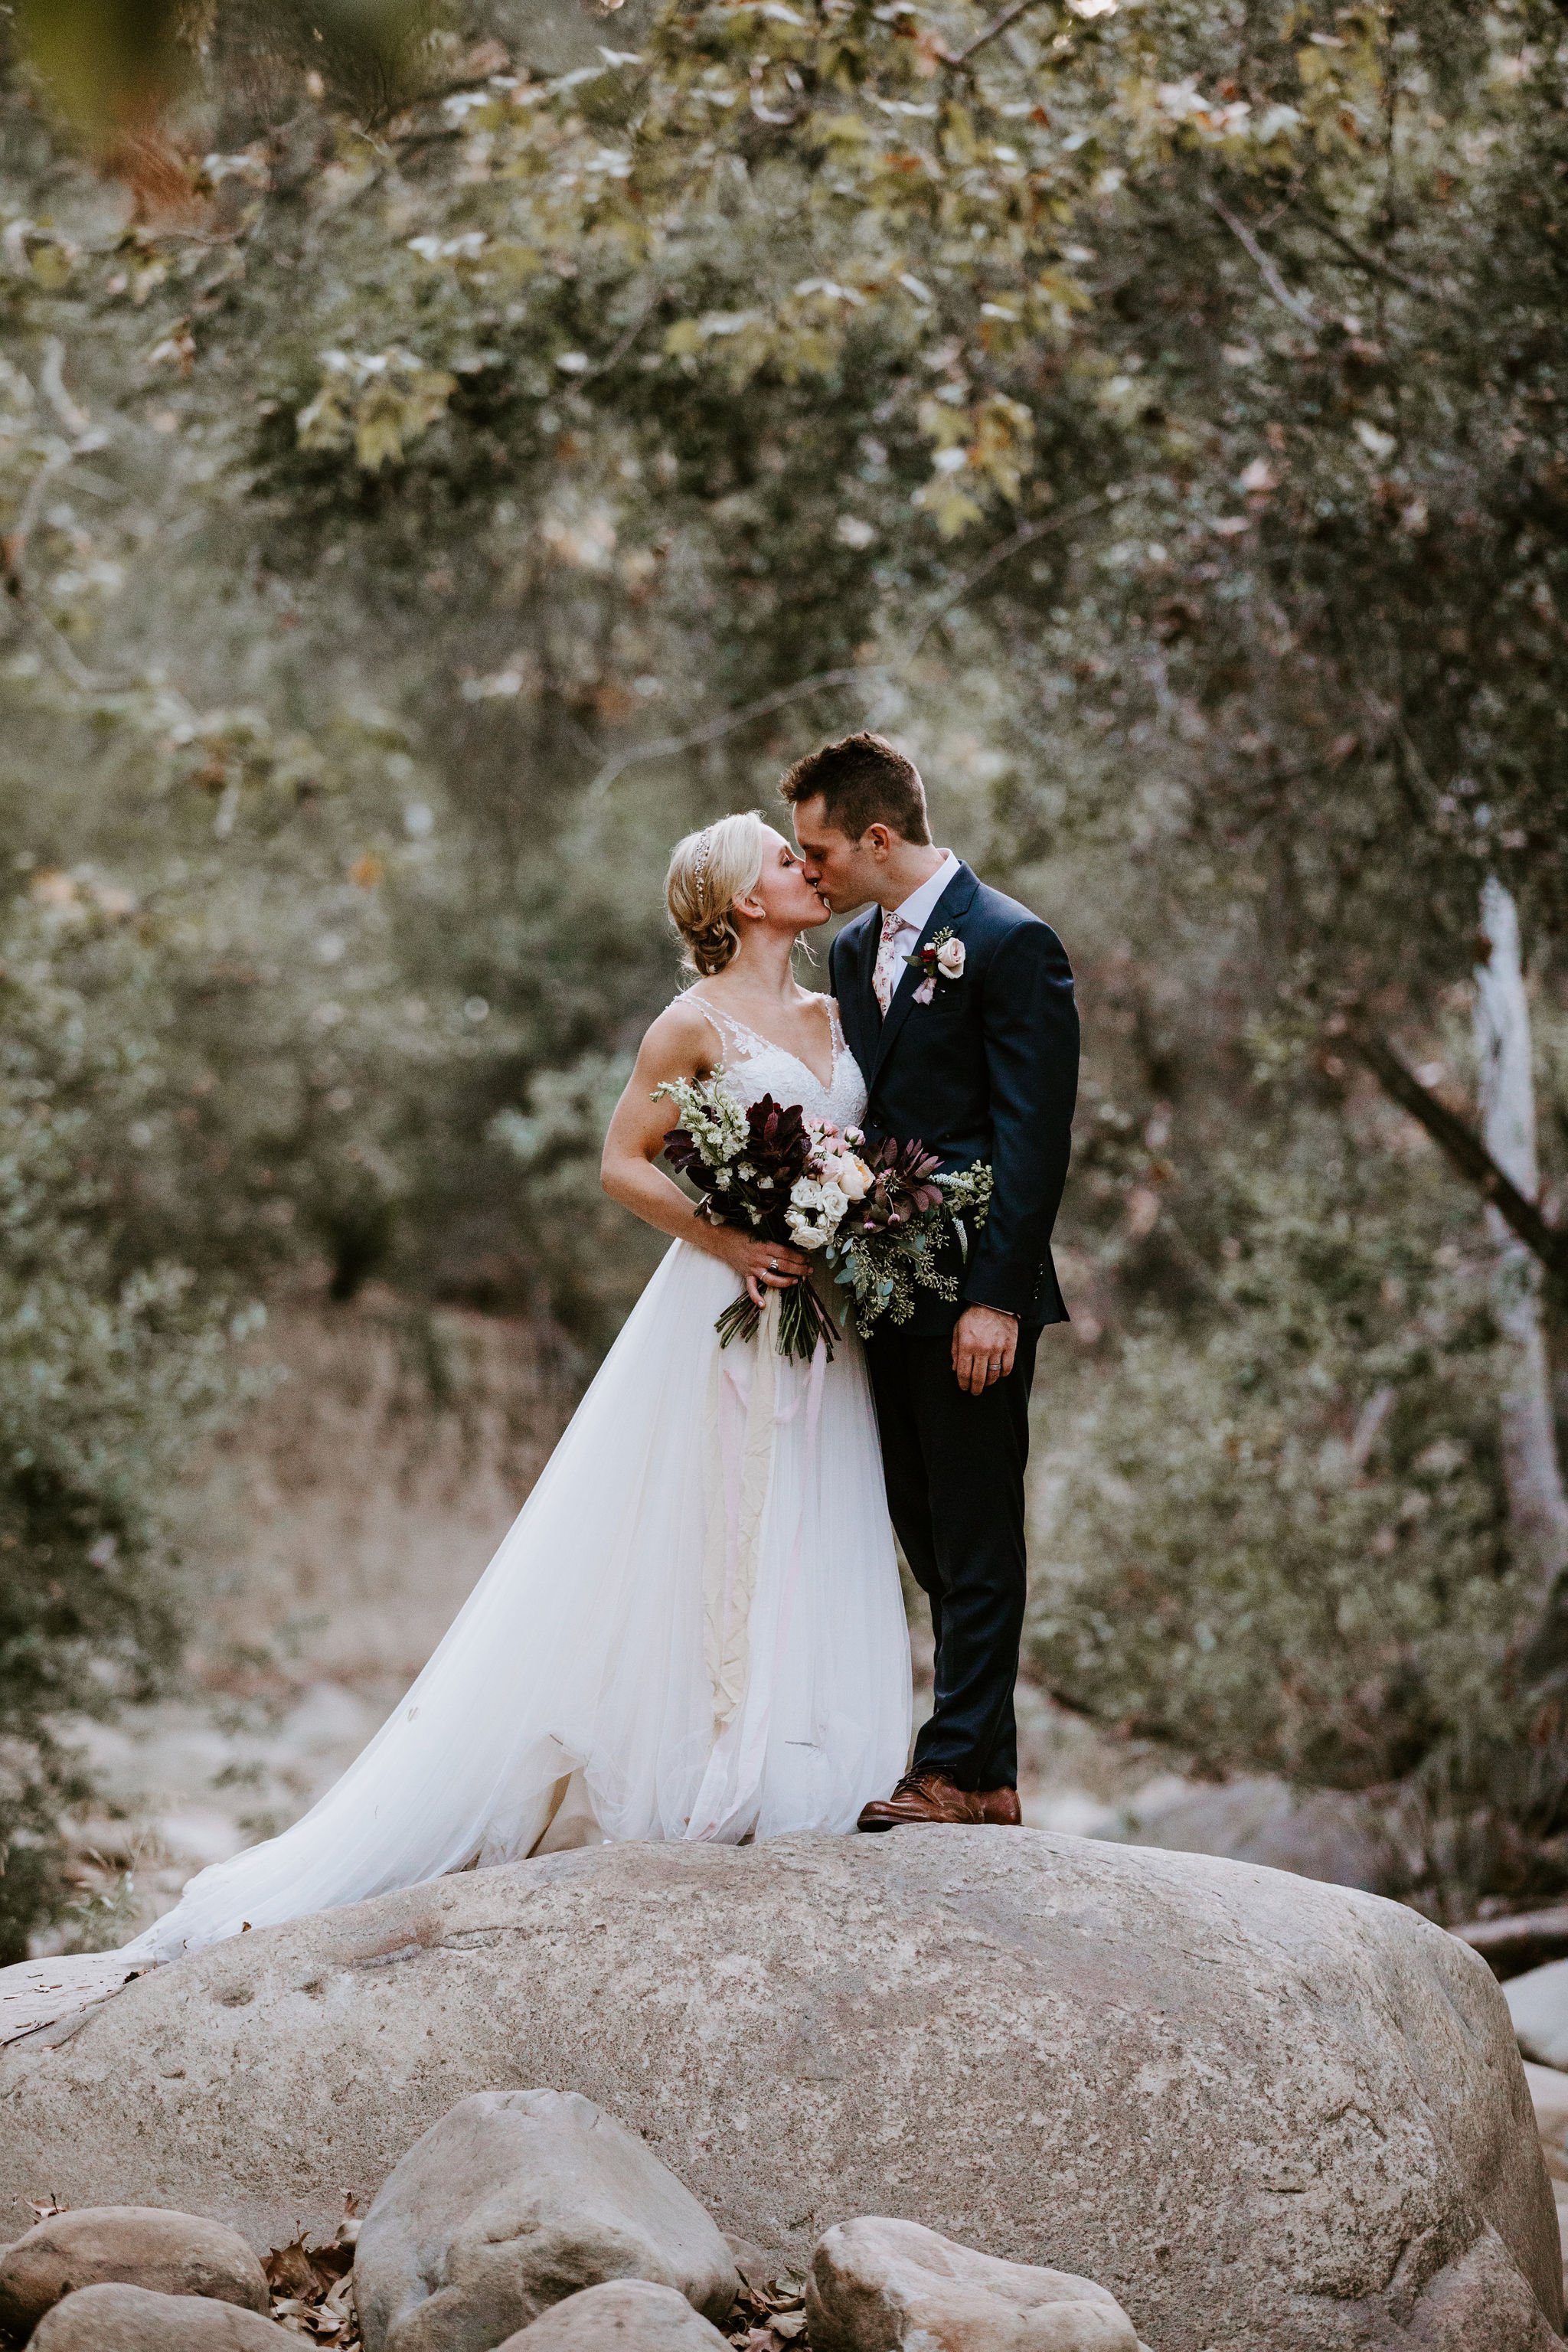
[677, 992, 766, 1059]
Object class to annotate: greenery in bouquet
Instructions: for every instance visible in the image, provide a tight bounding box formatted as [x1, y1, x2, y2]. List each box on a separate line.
[815, 1145, 994, 1341]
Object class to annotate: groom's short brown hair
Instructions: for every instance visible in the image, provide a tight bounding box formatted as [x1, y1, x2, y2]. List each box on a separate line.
[779, 732, 931, 845]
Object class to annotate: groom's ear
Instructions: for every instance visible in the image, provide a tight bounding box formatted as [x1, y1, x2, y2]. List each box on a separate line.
[861, 823, 893, 859]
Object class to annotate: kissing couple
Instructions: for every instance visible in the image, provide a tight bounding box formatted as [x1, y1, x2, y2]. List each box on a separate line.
[1, 731, 1078, 2043]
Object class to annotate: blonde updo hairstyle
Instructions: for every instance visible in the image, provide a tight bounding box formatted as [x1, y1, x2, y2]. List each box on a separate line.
[666, 811, 766, 977]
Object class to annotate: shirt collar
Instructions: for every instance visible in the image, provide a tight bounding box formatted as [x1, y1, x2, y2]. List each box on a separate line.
[887, 849, 961, 937]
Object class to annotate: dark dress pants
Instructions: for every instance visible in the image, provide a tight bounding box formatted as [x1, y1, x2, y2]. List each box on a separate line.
[864, 1321, 1040, 1792]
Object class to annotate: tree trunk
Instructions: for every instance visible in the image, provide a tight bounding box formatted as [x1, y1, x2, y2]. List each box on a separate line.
[1473, 879, 1568, 1664]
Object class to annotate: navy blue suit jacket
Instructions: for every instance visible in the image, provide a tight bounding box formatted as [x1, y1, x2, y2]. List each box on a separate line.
[829, 863, 1078, 1336]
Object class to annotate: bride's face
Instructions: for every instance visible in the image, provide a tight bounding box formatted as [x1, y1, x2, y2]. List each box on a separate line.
[740, 827, 832, 936]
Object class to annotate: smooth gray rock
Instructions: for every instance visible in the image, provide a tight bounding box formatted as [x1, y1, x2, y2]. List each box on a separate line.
[1119, 1774, 1387, 1892]
[498, 2279, 732, 2347]
[807, 2218, 1146, 2352]
[1509, 1958, 1568, 2069]
[354, 2089, 737, 2352]
[28, 2282, 289, 2350]
[0, 2208, 270, 2336]
[1526, 2060, 1568, 2184]
[0, 1831, 1558, 2352]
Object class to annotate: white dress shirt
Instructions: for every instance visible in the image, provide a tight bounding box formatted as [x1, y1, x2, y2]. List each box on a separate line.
[871, 849, 962, 1014]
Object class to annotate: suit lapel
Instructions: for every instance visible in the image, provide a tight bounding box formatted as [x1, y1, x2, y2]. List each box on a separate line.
[868, 863, 980, 1088]
[835, 907, 881, 1082]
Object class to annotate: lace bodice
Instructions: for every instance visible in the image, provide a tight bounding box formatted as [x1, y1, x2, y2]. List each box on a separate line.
[684, 993, 868, 1130]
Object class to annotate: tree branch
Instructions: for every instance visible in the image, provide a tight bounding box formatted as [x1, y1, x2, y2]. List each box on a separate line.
[1344, 1016, 1568, 1279]
[1292, 206, 1446, 303]
[1204, 191, 1317, 328]
[894, 492, 1113, 666]
[586, 667, 879, 797]
[589, 492, 1119, 795]
[580, 295, 659, 384]
[950, 0, 1057, 68]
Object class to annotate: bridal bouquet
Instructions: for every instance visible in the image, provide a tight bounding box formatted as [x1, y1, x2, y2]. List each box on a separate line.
[657, 1076, 991, 1363]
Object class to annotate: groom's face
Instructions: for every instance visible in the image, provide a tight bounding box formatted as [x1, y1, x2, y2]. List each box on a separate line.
[790, 795, 886, 913]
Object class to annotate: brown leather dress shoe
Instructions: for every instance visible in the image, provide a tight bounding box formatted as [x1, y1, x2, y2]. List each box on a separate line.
[857, 1772, 983, 1831]
[974, 1785, 1023, 1825]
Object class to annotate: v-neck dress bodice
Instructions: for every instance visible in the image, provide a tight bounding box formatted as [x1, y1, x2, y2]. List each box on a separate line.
[682, 993, 868, 1132]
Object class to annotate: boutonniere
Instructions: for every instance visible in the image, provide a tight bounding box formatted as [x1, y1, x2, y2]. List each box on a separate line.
[906, 926, 966, 1005]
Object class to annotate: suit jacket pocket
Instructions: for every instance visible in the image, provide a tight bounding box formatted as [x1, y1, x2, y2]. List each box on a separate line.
[906, 986, 971, 1034]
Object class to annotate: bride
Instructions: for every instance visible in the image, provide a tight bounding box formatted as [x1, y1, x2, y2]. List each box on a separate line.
[1, 812, 912, 2042]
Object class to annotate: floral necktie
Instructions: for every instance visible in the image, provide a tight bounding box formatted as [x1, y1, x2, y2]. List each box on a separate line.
[872, 908, 906, 1016]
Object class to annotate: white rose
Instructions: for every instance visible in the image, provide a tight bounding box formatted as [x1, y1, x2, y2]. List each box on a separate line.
[791, 1177, 822, 1210]
[936, 937, 966, 979]
[786, 1211, 827, 1250]
[837, 1155, 873, 1200]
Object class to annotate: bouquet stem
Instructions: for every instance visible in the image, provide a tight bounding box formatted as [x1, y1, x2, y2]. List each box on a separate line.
[715, 1279, 837, 1364]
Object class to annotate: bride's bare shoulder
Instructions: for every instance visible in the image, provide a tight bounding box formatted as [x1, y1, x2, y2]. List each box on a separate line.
[635, 993, 720, 1075]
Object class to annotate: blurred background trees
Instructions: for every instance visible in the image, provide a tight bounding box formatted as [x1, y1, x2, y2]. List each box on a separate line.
[0, 0, 1563, 1948]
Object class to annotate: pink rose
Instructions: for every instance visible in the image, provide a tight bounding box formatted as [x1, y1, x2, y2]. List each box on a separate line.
[936, 937, 966, 980]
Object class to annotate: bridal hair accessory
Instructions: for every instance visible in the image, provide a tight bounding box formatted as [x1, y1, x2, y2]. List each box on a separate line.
[666, 814, 765, 977]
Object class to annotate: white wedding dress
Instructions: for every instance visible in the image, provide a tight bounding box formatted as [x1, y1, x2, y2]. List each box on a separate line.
[0, 998, 911, 2043]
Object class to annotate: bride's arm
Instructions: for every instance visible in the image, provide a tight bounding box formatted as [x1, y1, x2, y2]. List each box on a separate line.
[600, 1004, 812, 1302]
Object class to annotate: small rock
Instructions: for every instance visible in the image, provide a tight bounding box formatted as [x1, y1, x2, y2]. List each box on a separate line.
[354, 2089, 739, 2352]
[1510, 1960, 1568, 2069]
[724, 2238, 786, 2297]
[29, 2282, 290, 2349]
[1526, 2060, 1568, 2178]
[1526, 2064, 1568, 2301]
[806, 2217, 1147, 2352]
[0, 2208, 270, 2337]
[498, 2279, 733, 2347]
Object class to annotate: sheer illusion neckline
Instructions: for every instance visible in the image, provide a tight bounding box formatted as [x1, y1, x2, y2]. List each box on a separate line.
[683, 990, 844, 1099]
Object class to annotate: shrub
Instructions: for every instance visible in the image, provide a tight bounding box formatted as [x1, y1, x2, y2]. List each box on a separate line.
[0, 893, 246, 1958]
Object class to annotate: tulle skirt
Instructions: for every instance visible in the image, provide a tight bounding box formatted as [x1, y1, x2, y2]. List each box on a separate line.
[118, 1240, 910, 1964]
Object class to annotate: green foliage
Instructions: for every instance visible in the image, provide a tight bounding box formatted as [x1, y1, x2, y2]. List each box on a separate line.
[491, 1050, 665, 1348]
[1031, 1148, 1512, 1789]
[0, 891, 248, 1957]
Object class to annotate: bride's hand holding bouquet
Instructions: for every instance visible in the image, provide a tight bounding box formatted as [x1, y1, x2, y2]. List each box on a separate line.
[657, 1083, 842, 1361]
[704, 1223, 814, 1308]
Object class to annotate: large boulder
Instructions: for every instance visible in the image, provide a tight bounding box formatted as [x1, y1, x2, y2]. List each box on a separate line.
[0, 1831, 1557, 2352]
[807, 2217, 1145, 2351]
[0, 2208, 270, 2336]
[353, 2089, 737, 2352]
[498, 2280, 733, 2347]
[28, 2282, 289, 2349]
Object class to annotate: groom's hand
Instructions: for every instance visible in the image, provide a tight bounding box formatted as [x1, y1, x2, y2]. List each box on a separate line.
[952, 1304, 1018, 1395]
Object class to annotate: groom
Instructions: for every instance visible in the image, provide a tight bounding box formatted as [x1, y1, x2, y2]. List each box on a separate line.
[785, 733, 1079, 1829]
